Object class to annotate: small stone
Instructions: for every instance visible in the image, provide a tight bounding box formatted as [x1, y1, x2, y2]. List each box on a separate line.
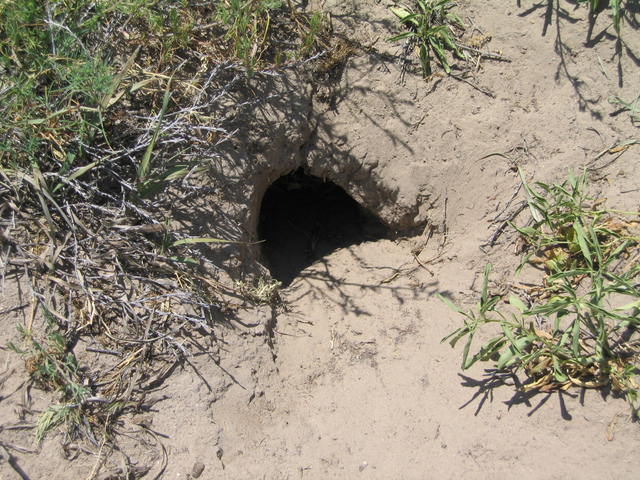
[0, 445, 10, 463]
[191, 461, 205, 479]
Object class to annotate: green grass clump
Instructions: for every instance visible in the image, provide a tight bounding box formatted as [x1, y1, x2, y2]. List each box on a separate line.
[0, 0, 114, 167]
[214, 0, 284, 74]
[0, 0, 326, 170]
[387, 0, 465, 76]
[441, 168, 640, 414]
[9, 314, 90, 443]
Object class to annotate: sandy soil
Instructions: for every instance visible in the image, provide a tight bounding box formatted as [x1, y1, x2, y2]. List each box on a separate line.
[2, 0, 640, 478]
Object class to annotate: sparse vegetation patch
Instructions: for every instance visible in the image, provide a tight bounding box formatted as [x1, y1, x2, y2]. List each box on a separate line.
[442, 169, 640, 415]
[0, 0, 329, 468]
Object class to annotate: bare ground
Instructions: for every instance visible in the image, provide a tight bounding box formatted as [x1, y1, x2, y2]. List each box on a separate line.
[2, 0, 640, 478]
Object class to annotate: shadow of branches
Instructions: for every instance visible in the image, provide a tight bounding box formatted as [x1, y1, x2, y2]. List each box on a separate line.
[517, 0, 640, 116]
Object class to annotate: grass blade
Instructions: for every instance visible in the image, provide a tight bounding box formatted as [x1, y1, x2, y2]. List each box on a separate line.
[611, 0, 621, 33]
[137, 79, 172, 183]
[518, 167, 544, 222]
[100, 46, 141, 110]
[170, 237, 241, 247]
[572, 221, 593, 270]
[437, 292, 467, 315]
[481, 263, 491, 306]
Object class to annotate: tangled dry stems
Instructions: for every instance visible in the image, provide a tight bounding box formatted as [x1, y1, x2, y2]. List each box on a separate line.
[0, 1, 334, 476]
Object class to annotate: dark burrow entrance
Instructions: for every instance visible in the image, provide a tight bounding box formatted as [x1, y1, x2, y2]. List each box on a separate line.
[258, 168, 389, 287]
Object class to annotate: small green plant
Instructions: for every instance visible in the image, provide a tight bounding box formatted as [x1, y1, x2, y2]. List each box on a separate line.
[441, 169, 640, 414]
[579, 0, 622, 33]
[387, 0, 465, 76]
[9, 313, 90, 443]
[213, 0, 284, 74]
[610, 91, 640, 126]
[302, 11, 324, 55]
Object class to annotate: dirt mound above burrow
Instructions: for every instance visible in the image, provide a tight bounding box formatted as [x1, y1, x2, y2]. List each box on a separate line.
[171, 62, 441, 278]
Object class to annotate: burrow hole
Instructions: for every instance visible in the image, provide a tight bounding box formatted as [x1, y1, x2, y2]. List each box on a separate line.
[258, 167, 389, 287]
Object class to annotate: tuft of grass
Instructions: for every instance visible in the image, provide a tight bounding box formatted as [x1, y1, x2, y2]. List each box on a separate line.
[9, 313, 90, 443]
[610, 90, 640, 126]
[236, 277, 282, 305]
[386, 0, 465, 76]
[302, 11, 325, 55]
[441, 168, 640, 415]
[213, 0, 284, 75]
[211, 0, 327, 74]
[0, 0, 114, 168]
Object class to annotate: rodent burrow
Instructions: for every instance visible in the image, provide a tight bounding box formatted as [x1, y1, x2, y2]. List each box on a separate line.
[258, 167, 389, 286]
